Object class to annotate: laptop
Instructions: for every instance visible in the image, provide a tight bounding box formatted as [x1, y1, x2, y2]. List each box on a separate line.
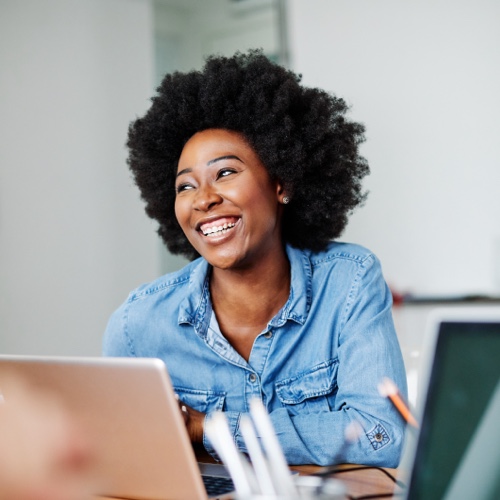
[402, 307, 500, 500]
[0, 355, 234, 500]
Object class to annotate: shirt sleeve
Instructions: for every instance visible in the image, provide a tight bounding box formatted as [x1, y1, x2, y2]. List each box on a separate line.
[207, 254, 408, 467]
[102, 299, 135, 357]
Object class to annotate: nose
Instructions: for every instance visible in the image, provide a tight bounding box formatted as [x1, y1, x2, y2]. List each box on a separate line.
[193, 184, 223, 212]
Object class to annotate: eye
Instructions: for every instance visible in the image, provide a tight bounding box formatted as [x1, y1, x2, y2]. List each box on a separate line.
[216, 168, 237, 180]
[175, 182, 194, 194]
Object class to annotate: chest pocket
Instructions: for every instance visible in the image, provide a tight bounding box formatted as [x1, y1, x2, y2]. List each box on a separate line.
[275, 359, 339, 415]
[174, 387, 226, 413]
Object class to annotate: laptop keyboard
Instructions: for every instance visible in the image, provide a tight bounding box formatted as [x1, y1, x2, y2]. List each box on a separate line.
[202, 474, 235, 497]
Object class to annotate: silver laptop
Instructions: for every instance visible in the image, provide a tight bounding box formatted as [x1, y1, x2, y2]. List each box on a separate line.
[402, 307, 500, 500]
[0, 355, 234, 500]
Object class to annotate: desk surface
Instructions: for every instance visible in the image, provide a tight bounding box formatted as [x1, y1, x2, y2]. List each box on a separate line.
[293, 463, 402, 498]
[94, 463, 403, 500]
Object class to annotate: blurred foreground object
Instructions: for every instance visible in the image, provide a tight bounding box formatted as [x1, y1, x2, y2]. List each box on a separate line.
[0, 375, 94, 500]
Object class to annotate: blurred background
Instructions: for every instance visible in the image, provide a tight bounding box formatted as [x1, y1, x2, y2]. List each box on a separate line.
[1, 0, 499, 384]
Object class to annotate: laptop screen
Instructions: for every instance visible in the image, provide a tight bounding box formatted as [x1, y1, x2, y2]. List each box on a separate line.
[407, 320, 500, 500]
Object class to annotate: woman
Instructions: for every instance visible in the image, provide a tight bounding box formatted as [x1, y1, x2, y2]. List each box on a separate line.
[103, 51, 407, 467]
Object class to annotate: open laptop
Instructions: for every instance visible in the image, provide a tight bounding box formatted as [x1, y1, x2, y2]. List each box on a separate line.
[0, 355, 234, 500]
[402, 307, 500, 500]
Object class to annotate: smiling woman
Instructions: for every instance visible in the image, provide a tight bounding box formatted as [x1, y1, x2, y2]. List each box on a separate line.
[103, 50, 408, 467]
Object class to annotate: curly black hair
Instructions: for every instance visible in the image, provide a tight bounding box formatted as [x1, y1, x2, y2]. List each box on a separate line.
[127, 50, 369, 260]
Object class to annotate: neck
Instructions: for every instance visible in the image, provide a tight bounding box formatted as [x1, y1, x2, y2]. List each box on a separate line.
[210, 245, 291, 325]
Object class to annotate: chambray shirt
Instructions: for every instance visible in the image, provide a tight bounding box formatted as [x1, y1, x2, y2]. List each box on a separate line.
[103, 242, 407, 467]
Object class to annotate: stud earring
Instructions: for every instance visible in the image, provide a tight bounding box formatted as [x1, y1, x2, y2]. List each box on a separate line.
[282, 196, 290, 204]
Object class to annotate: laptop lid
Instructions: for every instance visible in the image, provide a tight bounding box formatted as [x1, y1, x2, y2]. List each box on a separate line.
[403, 307, 500, 500]
[0, 356, 221, 500]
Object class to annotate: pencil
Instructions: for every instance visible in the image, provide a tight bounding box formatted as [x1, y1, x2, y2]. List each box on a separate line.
[378, 377, 419, 429]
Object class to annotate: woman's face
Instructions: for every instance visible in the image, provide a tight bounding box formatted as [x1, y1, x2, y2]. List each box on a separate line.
[175, 129, 284, 270]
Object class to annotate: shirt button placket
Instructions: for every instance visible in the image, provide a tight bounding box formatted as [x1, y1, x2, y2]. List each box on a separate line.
[246, 371, 261, 400]
[246, 329, 273, 401]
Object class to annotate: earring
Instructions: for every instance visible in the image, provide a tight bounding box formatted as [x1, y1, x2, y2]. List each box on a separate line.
[282, 196, 290, 204]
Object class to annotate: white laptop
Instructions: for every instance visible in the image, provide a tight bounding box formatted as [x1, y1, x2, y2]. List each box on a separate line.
[402, 307, 500, 500]
[0, 356, 234, 500]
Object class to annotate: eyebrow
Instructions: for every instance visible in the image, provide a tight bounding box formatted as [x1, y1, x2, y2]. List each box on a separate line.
[207, 155, 242, 166]
[176, 155, 243, 178]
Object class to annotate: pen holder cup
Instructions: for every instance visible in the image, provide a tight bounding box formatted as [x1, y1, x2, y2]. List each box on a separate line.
[237, 476, 346, 499]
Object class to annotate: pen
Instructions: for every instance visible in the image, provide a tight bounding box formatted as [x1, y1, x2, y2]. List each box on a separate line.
[378, 377, 419, 429]
[205, 412, 256, 497]
[240, 414, 276, 496]
[249, 398, 298, 497]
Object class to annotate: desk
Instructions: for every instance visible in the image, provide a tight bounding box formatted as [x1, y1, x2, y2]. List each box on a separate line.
[94, 463, 402, 499]
[292, 464, 401, 498]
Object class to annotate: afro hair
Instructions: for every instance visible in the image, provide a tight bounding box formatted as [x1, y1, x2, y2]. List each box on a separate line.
[127, 50, 369, 260]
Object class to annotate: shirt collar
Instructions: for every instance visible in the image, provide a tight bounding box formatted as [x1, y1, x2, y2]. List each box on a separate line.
[178, 244, 312, 331]
[178, 257, 211, 333]
[270, 244, 312, 326]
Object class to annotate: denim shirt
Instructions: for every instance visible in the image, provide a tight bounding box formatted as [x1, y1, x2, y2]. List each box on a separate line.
[103, 242, 407, 467]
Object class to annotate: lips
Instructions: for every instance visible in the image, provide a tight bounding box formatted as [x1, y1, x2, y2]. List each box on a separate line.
[197, 216, 240, 237]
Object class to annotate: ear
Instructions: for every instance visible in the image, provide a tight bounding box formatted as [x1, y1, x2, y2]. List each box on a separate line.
[276, 181, 285, 199]
[276, 181, 290, 205]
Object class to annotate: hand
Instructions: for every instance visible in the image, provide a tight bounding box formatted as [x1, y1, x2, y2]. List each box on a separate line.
[176, 397, 206, 443]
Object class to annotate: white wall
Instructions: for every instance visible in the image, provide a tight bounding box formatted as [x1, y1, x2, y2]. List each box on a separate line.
[0, 0, 159, 355]
[288, 0, 500, 296]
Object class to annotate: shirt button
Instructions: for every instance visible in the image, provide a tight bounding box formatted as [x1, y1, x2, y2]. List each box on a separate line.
[263, 331, 273, 339]
[249, 373, 257, 383]
[374, 433, 384, 442]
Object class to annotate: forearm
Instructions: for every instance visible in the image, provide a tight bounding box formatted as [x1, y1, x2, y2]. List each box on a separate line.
[266, 406, 405, 467]
[203, 403, 405, 468]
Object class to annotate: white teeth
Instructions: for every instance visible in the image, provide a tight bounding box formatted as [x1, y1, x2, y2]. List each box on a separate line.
[202, 222, 235, 236]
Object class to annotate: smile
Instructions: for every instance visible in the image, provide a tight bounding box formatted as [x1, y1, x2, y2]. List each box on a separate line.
[202, 222, 235, 237]
[199, 217, 239, 237]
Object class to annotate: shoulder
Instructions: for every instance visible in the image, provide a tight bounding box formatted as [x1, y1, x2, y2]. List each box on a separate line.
[306, 241, 378, 269]
[287, 242, 385, 305]
[102, 258, 206, 356]
[124, 257, 204, 304]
